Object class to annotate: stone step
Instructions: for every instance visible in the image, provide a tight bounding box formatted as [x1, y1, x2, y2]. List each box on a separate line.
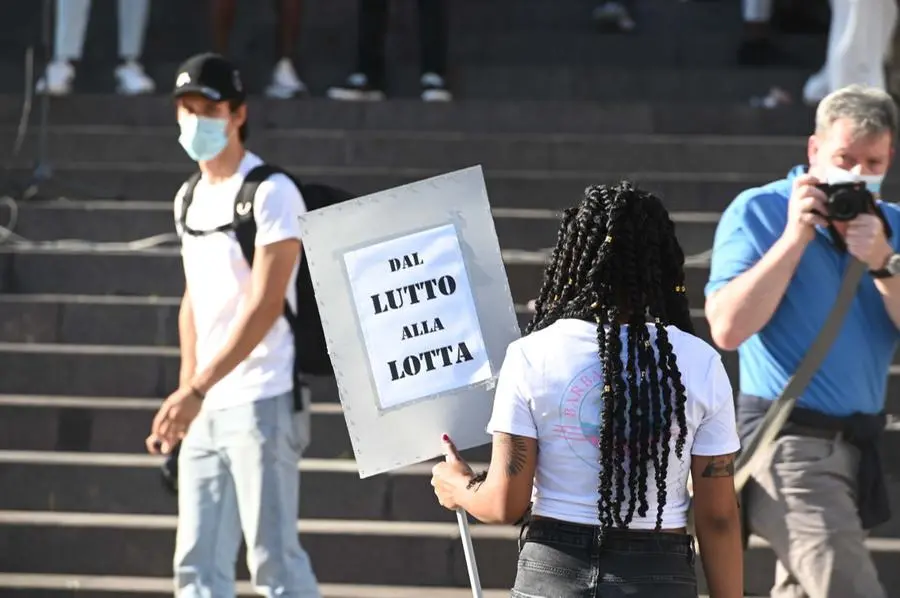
[0, 451, 483, 525]
[0, 246, 791, 310]
[0, 57, 813, 99]
[0, 574, 517, 598]
[3, 444, 900, 536]
[0, 394, 486, 463]
[0, 510, 517, 589]
[142, 31, 824, 69]
[0, 127, 810, 176]
[1, 339, 898, 412]
[4, 166, 784, 210]
[0, 575, 510, 598]
[4, 292, 900, 373]
[5, 202, 721, 260]
[0, 294, 642, 345]
[0, 95, 816, 135]
[0, 510, 896, 596]
[2, 388, 897, 469]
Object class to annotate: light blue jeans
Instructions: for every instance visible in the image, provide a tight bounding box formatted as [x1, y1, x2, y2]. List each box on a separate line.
[173, 391, 321, 598]
[54, 0, 150, 61]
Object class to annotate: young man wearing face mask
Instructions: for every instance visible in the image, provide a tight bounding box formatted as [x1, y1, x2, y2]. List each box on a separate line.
[705, 84, 900, 598]
[145, 53, 321, 598]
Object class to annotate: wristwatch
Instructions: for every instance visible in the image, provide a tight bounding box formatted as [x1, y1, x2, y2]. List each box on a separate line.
[870, 253, 900, 278]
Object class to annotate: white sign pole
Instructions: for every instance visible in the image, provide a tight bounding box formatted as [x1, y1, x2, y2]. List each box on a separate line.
[456, 508, 483, 598]
[298, 166, 521, 594]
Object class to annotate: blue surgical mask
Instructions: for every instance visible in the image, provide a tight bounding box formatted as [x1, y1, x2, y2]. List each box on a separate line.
[859, 173, 884, 195]
[825, 165, 885, 195]
[178, 114, 229, 162]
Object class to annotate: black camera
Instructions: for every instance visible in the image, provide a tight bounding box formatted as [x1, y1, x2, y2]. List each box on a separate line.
[815, 181, 873, 222]
[159, 441, 181, 495]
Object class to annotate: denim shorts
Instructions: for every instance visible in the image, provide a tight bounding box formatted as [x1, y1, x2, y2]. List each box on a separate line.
[511, 518, 698, 598]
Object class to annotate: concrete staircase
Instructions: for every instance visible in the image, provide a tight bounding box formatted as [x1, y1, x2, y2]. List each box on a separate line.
[1, 0, 899, 597]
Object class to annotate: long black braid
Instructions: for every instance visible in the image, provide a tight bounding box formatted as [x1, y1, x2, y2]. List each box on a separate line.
[526, 182, 693, 534]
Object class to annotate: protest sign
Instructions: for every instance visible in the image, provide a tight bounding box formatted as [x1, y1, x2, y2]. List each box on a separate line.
[343, 222, 493, 411]
[297, 166, 520, 479]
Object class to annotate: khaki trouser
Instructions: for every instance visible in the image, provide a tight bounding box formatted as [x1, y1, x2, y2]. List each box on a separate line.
[746, 434, 886, 598]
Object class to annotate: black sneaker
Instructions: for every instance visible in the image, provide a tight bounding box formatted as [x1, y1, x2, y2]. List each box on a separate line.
[592, 2, 636, 33]
[420, 72, 452, 102]
[326, 73, 385, 101]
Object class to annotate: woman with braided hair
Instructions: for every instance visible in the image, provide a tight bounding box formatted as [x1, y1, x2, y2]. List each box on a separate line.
[431, 182, 743, 597]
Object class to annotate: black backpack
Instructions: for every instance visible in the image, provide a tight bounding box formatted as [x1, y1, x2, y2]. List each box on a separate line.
[177, 164, 354, 384]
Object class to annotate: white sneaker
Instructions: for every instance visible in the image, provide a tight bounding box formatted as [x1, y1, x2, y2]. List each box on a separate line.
[327, 73, 386, 102]
[593, 2, 636, 33]
[266, 58, 307, 99]
[115, 61, 155, 95]
[803, 68, 829, 105]
[36, 60, 75, 96]
[420, 72, 453, 102]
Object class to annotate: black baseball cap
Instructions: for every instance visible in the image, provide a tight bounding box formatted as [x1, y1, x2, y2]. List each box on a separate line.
[172, 53, 246, 104]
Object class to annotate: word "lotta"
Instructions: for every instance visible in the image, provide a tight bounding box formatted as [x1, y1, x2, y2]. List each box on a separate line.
[387, 342, 474, 381]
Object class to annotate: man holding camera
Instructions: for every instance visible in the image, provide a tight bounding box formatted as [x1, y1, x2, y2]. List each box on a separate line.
[705, 84, 900, 598]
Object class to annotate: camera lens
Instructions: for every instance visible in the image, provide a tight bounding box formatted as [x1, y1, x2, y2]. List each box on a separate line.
[830, 194, 854, 220]
[827, 187, 867, 222]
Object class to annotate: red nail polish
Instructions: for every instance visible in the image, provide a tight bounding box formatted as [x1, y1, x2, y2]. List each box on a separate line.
[442, 433, 449, 442]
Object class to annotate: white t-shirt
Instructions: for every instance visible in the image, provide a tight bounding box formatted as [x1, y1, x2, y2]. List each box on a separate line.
[486, 318, 740, 529]
[173, 152, 306, 410]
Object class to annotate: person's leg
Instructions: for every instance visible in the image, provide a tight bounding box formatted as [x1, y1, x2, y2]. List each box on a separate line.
[210, 0, 236, 55]
[595, 530, 698, 598]
[888, 3, 900, 98]
[417, 0, 451, 102]
[510, 520, 594, 597]
[802, 0, 842, 105]
[827, 0, 896, 93]
[266, 0, 307, 99]
[276, 0, 302, 61]
[114, 0, 155, 95]
[54, 0, 91, 61]
[737, 0, 780, 66]
[173, 409, 244, 598]
[746, 435, 886, 598]
[356, 0, 389, 90]
[37, 0, 91, 95]
[117, 0, 149, 61]
[223, 393, 320, 598]
[327, 0, 388, 101]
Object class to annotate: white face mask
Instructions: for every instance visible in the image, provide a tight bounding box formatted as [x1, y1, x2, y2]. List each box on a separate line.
[825, 165, 884, 195]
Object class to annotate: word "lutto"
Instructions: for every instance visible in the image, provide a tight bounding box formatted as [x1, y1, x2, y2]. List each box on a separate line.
[370, 275, 457, 315]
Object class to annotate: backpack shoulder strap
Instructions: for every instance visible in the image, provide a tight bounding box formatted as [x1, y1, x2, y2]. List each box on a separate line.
[231, 164, 285, 265]
[232, 163, 303, 331]
[177, 171, 203, 236]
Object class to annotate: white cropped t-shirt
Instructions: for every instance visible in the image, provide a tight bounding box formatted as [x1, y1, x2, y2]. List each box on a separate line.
[486, 319, 740, 529]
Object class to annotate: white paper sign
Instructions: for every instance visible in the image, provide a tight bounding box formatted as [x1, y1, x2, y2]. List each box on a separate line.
[343, 223, 492, 410]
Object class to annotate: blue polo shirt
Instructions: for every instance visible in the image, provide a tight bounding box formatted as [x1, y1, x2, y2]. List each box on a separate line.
[705, 166, 900, 416]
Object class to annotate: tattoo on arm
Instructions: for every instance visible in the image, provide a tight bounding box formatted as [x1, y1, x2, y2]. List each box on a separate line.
[498, 433, 529, 477]
[467, 471, 487, 491]
[701, 454, 736, 478]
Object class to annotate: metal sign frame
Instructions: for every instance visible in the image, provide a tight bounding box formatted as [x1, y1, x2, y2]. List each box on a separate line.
[298, 166, 521, 478]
